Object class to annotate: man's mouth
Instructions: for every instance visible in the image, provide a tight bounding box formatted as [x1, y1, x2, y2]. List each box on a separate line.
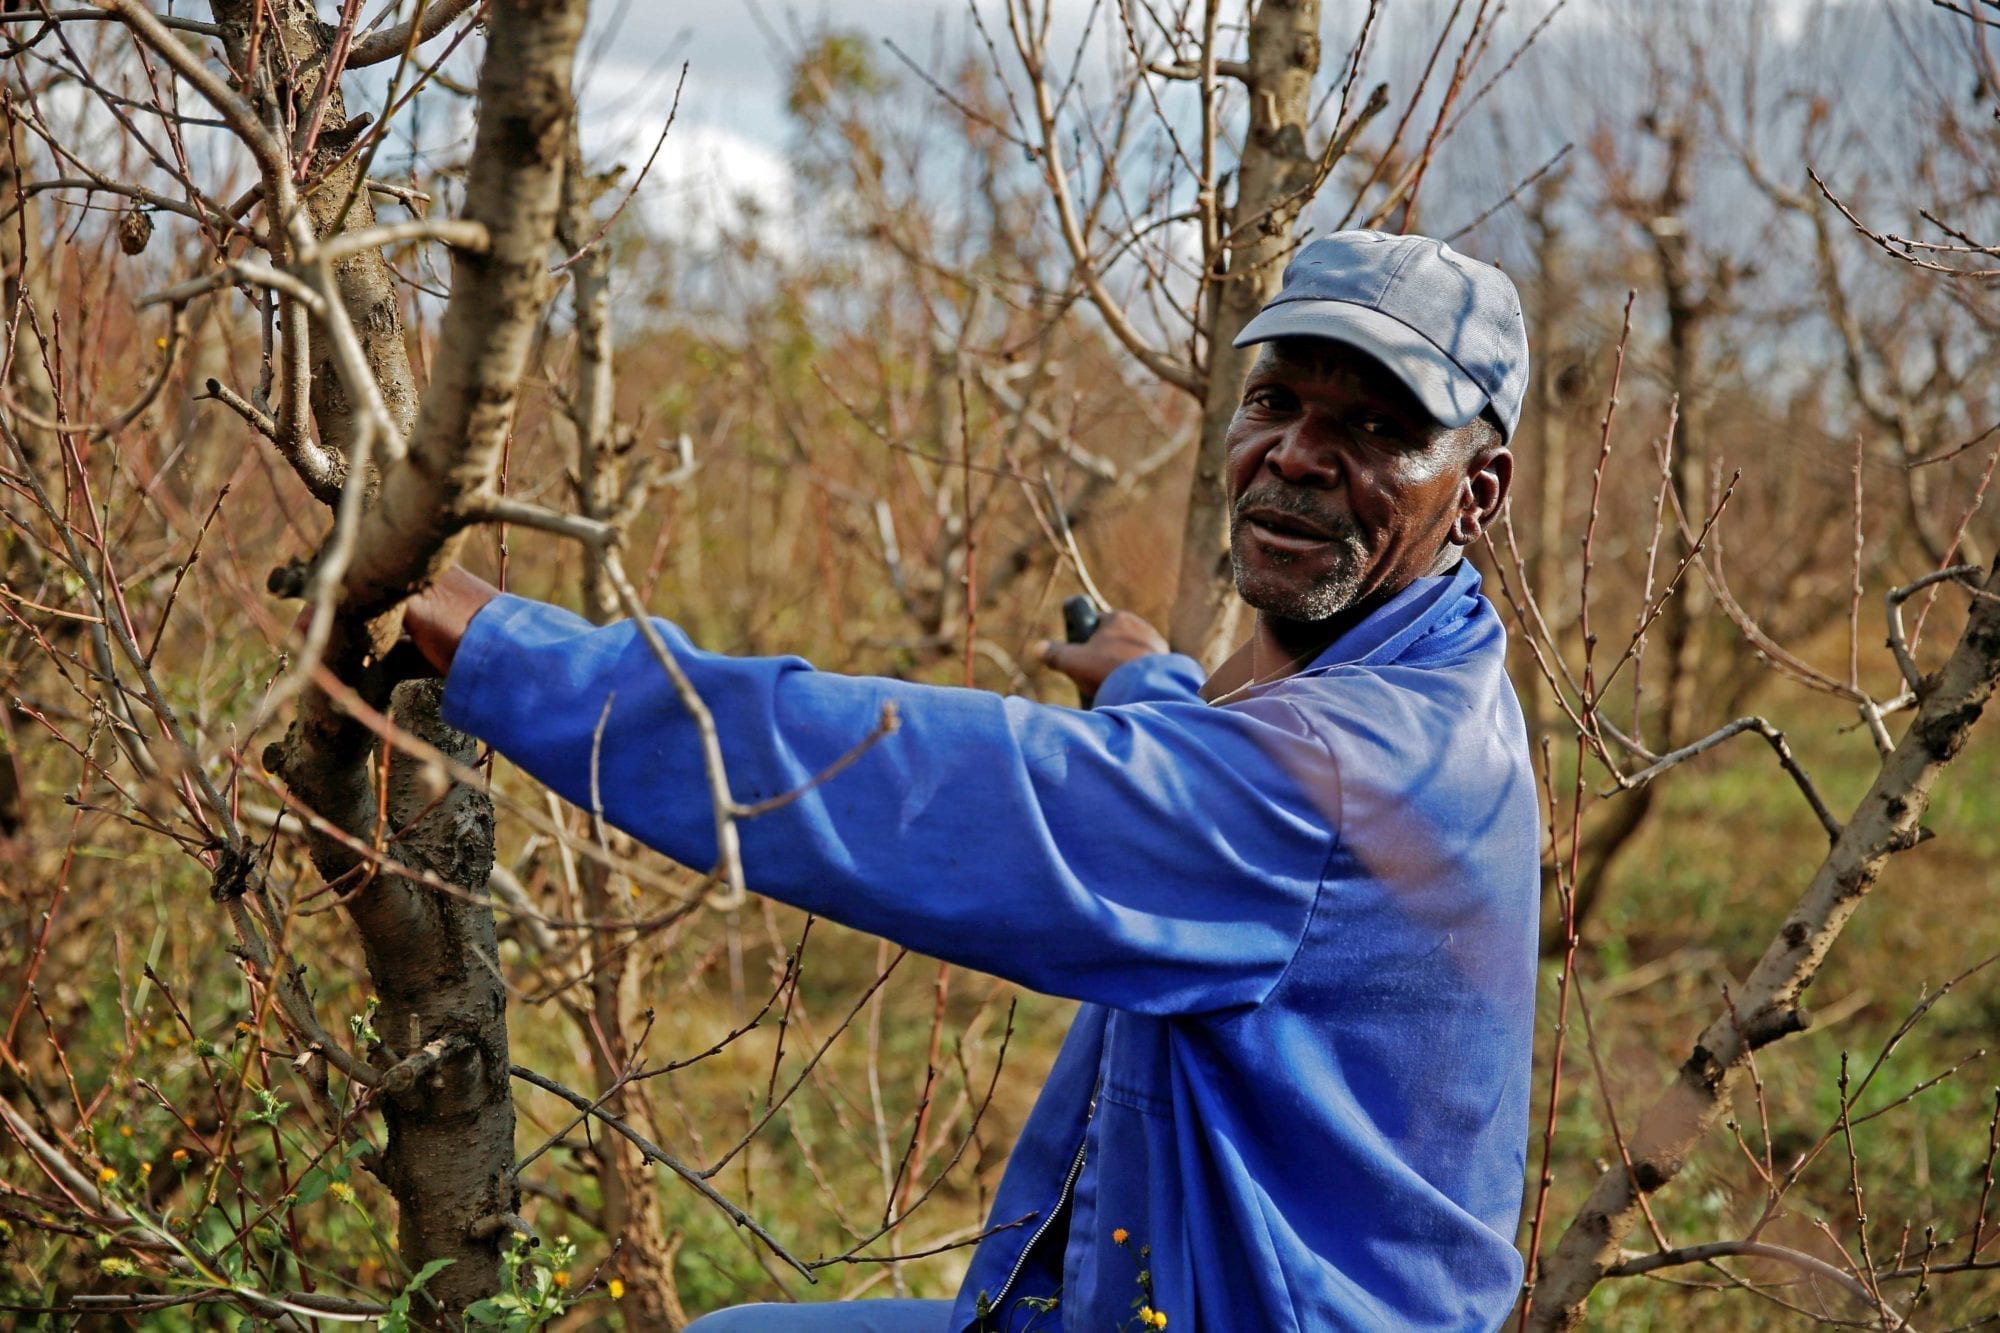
[1237, 505, 1340, 549]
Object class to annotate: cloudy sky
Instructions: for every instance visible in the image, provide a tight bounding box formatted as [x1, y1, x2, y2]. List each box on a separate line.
[556, 0, 1844, 252]
[566, 0, 1103, 241]
[562, 0, 1557, 237]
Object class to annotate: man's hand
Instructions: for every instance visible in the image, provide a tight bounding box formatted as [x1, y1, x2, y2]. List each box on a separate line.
[403, 567, 502, 676]
[1036, 609, 1169, 698]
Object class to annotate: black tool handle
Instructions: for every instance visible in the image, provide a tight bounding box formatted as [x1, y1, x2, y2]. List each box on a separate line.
[1062, 595, 1101, 647]
[1061, 596, 1102, 708]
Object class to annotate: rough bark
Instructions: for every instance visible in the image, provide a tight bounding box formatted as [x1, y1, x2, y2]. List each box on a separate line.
[365, 681, 510, 1310]
[1526, 555, 2000, 1329]
[561, 138, 622, 628]
[1168, 0, 1324, 666]
[0, 96, 56, 473]
[208, 0, 420, 460]
[0, 94, 52, 836]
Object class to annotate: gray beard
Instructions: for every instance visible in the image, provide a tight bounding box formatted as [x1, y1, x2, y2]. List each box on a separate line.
[1228, 485, 1369, 622]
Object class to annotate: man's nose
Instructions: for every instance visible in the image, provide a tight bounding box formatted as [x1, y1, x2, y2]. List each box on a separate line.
[1262, 418, 1340, 488]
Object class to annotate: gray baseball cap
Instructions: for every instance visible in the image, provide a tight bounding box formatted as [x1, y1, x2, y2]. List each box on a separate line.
[1233, 229, 1530, 441]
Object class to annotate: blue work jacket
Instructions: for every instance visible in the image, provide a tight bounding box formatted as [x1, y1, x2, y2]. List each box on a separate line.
[441, 560, 1539, 1332]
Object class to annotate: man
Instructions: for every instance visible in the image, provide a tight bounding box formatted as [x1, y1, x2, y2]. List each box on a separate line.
[408, 230, 1539, 1330]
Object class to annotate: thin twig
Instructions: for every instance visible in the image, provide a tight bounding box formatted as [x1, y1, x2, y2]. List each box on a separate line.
[509, 1064, 811, 1279]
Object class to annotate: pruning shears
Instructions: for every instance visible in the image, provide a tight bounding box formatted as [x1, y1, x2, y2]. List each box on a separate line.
[1062, 595, 1103, 708]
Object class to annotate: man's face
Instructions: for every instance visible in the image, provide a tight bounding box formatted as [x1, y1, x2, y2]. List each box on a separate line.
[1224, 338, 1511, 624]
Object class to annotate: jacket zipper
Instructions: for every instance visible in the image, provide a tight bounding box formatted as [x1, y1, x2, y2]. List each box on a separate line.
[990, 1089, 1097, 1313]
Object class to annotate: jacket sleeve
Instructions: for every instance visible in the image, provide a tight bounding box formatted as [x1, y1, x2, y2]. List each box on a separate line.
[1093, 652, 1206, 707]
[442, 595, 1338, 1015]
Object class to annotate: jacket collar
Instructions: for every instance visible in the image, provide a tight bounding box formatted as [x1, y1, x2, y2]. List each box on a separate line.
[1297, 559, 1485, 673]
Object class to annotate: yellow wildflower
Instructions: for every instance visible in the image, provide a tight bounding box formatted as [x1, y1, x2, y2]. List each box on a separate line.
[139, 1163, 152, 1178]
[97, 1166, 117, 1184]
[1153, 1312, 1169, 1329]
[118, 1125, 133, 1138]
[608, 1278, 626, 1300]
[330, 1181, 355, 1204]
[171, 1149, 188, 1163]
[1112, 1227, 1129, 1245]
[551, 1271, 570, 1290]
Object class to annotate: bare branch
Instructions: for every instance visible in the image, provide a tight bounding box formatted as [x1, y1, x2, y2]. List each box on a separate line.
[333, 0, 589, 617]
[1610, 717, 1842, 844]
[346, 0, 482, 68]
[1012, 10, 1200, 397]
[1604, 1239, 1893, 1321]
[1888, 564, 1984, 694]
[1146, 58, 1250, 82]
[509, 1064, 813, 1280]
[0, 7, 219, 35]
[92, 0, 286, 181]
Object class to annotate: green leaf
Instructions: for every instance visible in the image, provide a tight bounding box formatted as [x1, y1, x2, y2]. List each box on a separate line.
[292, 1167, 330, 1208]
[464, 1293, 530, 1327]
[406, 1258, 455, 1294]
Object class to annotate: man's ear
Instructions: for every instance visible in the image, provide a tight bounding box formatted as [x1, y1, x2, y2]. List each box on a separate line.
[1450, 439, 1512, 547]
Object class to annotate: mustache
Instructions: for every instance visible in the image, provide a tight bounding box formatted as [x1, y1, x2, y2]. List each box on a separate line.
[1231, 484, 1359, 539]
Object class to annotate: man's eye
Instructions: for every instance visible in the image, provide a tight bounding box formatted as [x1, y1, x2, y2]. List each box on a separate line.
[1246, 386, 1296, 412]
[1354, 413, 1400, 436]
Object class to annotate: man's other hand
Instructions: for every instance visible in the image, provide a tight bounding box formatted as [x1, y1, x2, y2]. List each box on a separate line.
[404, 567, 502, 676]
[1036, 609, 1169, 696]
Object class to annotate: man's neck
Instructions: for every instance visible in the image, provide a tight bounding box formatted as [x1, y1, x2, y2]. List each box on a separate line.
[1200, 559, 1462, 703]
[1199, 602, 1371, 703]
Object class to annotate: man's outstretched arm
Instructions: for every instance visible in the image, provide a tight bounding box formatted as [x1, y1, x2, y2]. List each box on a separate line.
[422, 582, 1339, 1015]
[409, 568, 1185, 702]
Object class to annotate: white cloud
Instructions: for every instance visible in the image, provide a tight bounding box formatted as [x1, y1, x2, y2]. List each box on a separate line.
[579, 58, 798, 250]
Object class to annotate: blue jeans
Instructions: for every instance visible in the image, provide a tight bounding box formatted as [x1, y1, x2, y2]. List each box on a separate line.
[682, 1298, 954, 1331]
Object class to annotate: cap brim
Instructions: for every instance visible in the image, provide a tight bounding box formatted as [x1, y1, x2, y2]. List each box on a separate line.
[1233, 300, 1489, 431]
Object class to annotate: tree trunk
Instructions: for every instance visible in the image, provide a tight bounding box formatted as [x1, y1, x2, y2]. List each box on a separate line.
[243, 0, 590, 1313]
[1562, 115, 1715, 944]
[1168, 0, 1324, 667]
[0, 94, 54, 836]
[368, 681, 512, 1308]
